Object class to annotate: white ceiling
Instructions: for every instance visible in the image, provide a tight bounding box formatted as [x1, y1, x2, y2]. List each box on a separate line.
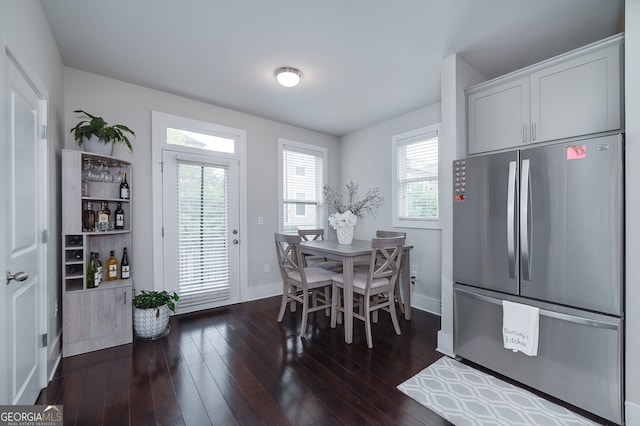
[39, 0, 624, 136]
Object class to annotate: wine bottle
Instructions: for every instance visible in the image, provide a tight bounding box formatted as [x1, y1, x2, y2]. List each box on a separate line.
[120, 172, 130, 199]
[82, 201, 95, 232]
[97, 202, 111, 231]
[107, 250, 118, 281]
[95, 253, 102, 287]
[121, 247, 130, 279]
[86, 252, 95, 289]
[114, 202, 124, 230]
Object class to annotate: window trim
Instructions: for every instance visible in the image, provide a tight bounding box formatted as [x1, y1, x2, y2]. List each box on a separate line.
[278, 138, 327, 234]
[391, 124, 441, 230]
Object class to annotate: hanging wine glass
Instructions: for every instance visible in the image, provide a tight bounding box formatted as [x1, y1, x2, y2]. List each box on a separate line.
[87, 160, 98, 181]
[114, 164, 124, 183]
[82, 158, 91, 180]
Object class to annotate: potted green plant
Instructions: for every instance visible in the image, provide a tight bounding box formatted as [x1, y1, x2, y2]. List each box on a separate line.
[70, 109, 135, 156]
[132, 290, 179, 339]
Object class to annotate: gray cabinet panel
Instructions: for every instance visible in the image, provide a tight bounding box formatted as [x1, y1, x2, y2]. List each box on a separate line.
[468, 77, 530, 155]
[466, 35, 623, 155]
[530, 43, 622, 143]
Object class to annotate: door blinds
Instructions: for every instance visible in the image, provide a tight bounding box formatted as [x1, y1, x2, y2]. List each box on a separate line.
[176, 159, 231, 307]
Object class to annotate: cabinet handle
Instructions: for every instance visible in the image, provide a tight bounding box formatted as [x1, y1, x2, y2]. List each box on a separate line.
[124, 290, 127, 305]
[523, 124, 527, 143]
[532, 122, 537, 140]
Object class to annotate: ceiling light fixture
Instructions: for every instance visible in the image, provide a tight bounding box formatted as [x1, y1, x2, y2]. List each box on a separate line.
[275, 67, 303, 88]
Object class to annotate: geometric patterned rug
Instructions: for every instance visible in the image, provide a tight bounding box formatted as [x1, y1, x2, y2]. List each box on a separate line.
[397, 357, 600, 426]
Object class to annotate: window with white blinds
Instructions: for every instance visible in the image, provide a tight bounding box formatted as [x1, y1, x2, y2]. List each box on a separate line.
[392, 125, 440, 228]
[279, 140, 326, 233]
[176, 159, 231, 307]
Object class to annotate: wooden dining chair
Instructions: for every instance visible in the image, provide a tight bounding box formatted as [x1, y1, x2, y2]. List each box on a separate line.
[297, 228, 343, 272]
[275, 233, 336, 335]
[330, 236, 405, 348]
[354, 230, 407, 314]
[376, 231, 407, 314]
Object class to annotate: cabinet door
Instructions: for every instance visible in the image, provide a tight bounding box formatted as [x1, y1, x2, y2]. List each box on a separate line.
[530, 43, 622, 143]
[467, 76, 530, 155]
[63, 286, 132, 356]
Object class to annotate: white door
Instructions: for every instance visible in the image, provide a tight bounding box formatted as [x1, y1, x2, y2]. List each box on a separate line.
[1, 52, 47, 404]
[162, 151, 240, 313]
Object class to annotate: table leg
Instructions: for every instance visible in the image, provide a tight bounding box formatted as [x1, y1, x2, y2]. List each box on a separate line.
[402, 248, 412, 320]
[343, 256, 354, 344]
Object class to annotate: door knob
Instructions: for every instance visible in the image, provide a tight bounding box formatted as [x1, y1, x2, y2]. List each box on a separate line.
[6, 271, 28, 285]
[233, 239, 239, 245]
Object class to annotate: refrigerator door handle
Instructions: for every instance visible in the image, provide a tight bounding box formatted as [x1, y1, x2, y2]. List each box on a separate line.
[520, 159, 531, 281]
[507, 161, 517, 279]
[455, 287, 619, 330]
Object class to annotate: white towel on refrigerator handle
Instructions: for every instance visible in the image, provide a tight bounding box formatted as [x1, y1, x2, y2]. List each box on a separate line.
[502, 300, 540, 356]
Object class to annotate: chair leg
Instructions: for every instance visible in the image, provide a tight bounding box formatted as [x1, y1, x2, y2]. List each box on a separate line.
[395, 281, 405, 314]
[277, 291, 288, 322]
[331, 284, 338, 328]
[389, 294, 402, 336]
[324, 287, 331, 316]
[300, 289, 309, 335]
[372, 295, 379, 323]
[364, 296, 373, 349]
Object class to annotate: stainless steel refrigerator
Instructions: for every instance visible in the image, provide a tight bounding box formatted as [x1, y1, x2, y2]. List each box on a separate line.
[453, 133, 623, 424]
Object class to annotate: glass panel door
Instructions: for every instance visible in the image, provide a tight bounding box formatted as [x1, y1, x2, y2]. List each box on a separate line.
[163, 151, 240, 313]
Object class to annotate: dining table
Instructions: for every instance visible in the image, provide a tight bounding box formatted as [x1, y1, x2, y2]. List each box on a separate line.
[299, 238, 413, 344]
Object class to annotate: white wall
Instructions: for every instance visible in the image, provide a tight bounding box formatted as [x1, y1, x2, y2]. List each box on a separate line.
[0, 0, 65, 388]
[338, 105, 443, 313]
[64, 68, 340, 301]
[625, 1, 640, 423]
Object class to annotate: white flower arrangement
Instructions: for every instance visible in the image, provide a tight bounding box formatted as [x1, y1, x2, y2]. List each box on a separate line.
[328, 210, 358, 230]
[323, 181, 384, 230]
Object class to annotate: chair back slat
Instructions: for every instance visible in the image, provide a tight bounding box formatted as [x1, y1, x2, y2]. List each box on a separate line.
[298, 229, 325, 241]
[274, 233, 304, 279]
[376, 230, 407, 239]
[369, 236, 405, 286]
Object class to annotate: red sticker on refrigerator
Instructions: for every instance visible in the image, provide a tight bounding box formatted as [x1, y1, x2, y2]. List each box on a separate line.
[567, 145, 586, 160]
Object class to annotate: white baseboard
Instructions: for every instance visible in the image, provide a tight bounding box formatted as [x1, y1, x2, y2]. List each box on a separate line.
[410, 292, 441, 315]
[242, 281, 281, 302]
[626, 400, 640, 425]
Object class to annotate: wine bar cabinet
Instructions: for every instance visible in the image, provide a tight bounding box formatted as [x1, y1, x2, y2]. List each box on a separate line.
[61, 149, 133, 357]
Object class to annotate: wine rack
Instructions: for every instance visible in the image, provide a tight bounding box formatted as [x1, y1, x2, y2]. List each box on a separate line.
[61, 149, 133, 357]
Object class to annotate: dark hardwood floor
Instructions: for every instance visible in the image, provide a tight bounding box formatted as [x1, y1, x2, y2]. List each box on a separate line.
[37, 296, 613, 425]
[37, 296, 451, 426]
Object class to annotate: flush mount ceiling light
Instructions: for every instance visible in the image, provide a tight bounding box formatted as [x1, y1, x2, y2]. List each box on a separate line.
[275, 67, 303, 88]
